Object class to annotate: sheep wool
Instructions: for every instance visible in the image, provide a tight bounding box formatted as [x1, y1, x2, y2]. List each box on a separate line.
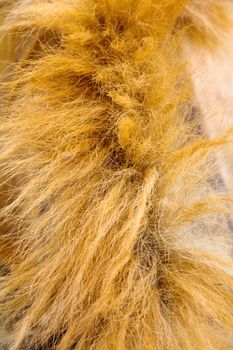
[0, 0, 233, 349]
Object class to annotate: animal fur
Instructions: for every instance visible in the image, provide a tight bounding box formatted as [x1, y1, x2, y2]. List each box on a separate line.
[187, 35, 233, 192]
[0, 0, 233, 349]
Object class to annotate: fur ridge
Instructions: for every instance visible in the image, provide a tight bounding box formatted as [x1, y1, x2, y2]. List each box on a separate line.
[0, 1, 233, 349]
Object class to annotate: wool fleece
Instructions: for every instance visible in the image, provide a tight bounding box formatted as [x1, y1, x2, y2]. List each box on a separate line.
[0, 0, 233, 349]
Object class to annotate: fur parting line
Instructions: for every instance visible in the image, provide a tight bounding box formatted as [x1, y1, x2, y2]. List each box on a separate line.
[0, 0, 233, 349]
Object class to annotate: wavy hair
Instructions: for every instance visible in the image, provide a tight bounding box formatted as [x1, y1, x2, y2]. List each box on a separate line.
[0, 1, 233, 349]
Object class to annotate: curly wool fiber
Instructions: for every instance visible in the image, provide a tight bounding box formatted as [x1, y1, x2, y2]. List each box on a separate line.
[0, 0, 233, 349]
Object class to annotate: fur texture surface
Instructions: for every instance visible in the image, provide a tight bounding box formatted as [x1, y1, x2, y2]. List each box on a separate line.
[0, 0, 233, 349]
[188, 35, 233, 192]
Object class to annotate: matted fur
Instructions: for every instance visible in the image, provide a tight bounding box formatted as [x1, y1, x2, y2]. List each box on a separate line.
[0, 1, 233, 349]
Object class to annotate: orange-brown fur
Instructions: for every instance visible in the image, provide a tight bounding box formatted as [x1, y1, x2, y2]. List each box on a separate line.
[0, 1, 233, 349]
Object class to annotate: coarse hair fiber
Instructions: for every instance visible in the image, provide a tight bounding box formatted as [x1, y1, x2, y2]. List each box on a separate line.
[0, 0, 233, 349]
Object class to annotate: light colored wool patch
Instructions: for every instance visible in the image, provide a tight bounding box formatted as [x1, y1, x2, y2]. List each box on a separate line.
[0, 1, 233, 349]
[186, 34, 233, 192]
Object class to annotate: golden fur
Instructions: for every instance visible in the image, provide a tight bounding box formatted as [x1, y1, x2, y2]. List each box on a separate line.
[0, 0, 233, 349]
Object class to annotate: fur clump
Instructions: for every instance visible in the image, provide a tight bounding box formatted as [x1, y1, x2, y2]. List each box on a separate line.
[0, 0, 233, 349]
[181, 0, 233, 45]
